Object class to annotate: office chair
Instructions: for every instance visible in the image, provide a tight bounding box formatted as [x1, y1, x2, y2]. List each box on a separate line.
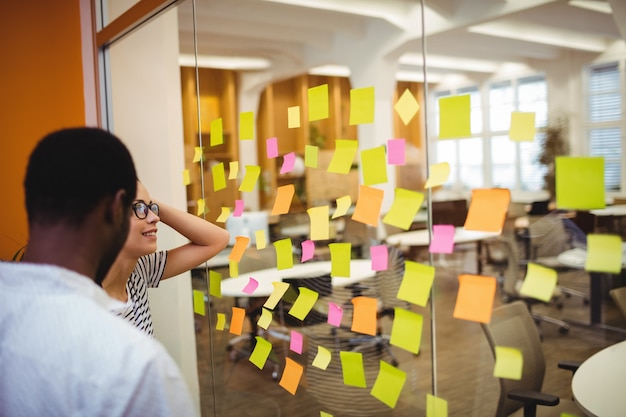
[609, 286, 626, 323]
[482, 301, 582, 417]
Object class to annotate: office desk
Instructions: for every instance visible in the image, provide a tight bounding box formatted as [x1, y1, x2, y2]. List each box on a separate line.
[590, 204, 626, 217]
[572, 340, 626, 417]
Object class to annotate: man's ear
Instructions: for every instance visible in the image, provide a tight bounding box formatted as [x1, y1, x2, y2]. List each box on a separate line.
[104, 190, 128, 225]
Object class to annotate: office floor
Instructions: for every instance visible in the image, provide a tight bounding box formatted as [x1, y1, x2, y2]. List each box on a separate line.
[192, 247, 626, 417]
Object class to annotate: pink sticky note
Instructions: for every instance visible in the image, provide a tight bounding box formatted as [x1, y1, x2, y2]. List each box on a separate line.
[266, 137, 278, 158]
[280, 152, 296, 174]
[301, 240, 315, 262]
[387, 138, 406, 165]
[290, 330, 303, 354]
[429, 224, 455, 254]
[233, 200, 244, 216]
[370, 245, 389, 271]
[327, 302, 344, 327]
[242, 277, 258, 295]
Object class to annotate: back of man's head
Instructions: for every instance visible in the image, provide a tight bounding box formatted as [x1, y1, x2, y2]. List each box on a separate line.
[24, 127, 137, 228]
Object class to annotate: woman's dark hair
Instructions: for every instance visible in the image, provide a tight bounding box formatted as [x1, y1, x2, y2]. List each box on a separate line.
[24, 127, 138, 227]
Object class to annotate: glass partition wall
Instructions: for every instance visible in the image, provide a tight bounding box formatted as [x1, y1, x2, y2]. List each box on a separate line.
[96, 1, 626, 416]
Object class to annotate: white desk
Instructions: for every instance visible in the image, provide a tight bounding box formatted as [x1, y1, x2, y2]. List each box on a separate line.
[221, 259, 376, 298]
[572, 340, 626, 417]
[590, 204, 626, 217]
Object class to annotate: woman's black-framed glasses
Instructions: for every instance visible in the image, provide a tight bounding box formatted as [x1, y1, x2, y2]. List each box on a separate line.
[132, 201, 159, 219]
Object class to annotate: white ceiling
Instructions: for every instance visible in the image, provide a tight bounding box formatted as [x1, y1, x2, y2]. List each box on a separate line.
[176, 0, 624, 83]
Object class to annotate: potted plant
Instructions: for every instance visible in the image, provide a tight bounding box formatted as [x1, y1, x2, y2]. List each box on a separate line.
[538, 118, 569, 202]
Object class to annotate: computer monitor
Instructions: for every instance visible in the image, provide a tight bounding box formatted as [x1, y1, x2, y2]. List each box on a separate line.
[225, 211, 270, 246]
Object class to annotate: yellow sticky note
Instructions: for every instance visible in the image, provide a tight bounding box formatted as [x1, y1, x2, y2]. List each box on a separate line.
[229, 306, 246, 335]
[210, 117, 223, 146]
[328, 140, 358, 174]
[556, 157, 605, 210]
[255, 229, 267, 250]
[383, 188, 425, 230]
[305, 145, 319, 168]
[197, 198, 207, 216]
[349, 86, 375, 125]
[329, 242, 351, 277]
[257, 307, 273, 330]
[351, 296, 378, 336]
[228, 236, 250, 263]
[216, 207, 230, 223]
[585, 233, 623, 274]
[264, 281, 291, 310]
[273, 238, 294, 270]
[398, 261, 435, 307]
[424, 162, 451, 189]
[464, 188, 510, 233]
[288, 106, 301, 128]
[308, 205, 330, 241]
[509, 111, 535, 142]
[229, 260, 239, 278]
[312, 345, 332, 370]
[453, 274, 497, 323]
[192, 290, 205, 315]
[320, 412, 333, 417]
[340, 351, 366, 387]
[309, 84, 329, 121]
[352, 185, 384, 227]
[288, 287, 319, 321]
[239, 111, 254, 140]
[239, 165, 261, 192]
[192, 146, 204, 162]
[209, 270, 222, 298]
[370, 360, 407, 409]
[229, 161, 239, 179]
[216, 313, 226, 331]
[361, 146, 388, 185]
[519, 262, 557, 302]
[279, 357, 304, 395]
[394, 88, 420, 125]
[438, 95, 471, 139]
[332, 195, 352, 219]
[249, 336, 272, 370]
[182, 169, 191, 186]
[494, 346, 523, 380]
[272, 184, 295, 215]
[390, 308, 423, 354]
[426, 394, 448, 417]
[212, 162, 226, 191]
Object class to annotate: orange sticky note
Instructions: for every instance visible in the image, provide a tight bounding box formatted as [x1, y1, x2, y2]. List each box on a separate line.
[352, 185, 384, 227]
[453, 274, 497, 323]
[308, 205, 330, 241]
[228, 236, 250, 262]
[229, 306, 246, 335]
[464, 188, 510, 233]
[279, 357, 304, 395]
[351, 296, 378, 336]
[272, 184, 295, 215]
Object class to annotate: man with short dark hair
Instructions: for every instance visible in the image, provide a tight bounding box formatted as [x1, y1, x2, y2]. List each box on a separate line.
[0, 127, 196, 416]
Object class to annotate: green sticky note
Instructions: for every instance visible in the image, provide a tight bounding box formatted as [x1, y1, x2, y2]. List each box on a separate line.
[390, 308, 423, 354]
[273, 238, 294, 270]
[309, 84, 329, 121]
[239, 165, 261, 192]
[216, 313, 226, 330]
[555, 156, 605, 210]
[210, 117, 223, 146]
[308, 205, 330, 241]
[192, 290, 205, 316]
[349, 86, 375, 125]
[370, 360, 407, 408]
[239, 111, 254, 140]
[329, 242, 351, 277]
[383, 188, 425, 230]
[519, 262, 557, 302]
[209, 270, 222, 298]
[494, 346, 523, 380]
[426, 394, 448, 417]
[288, 287, 319, 321]
[361, 146, 388, 185]
[212, 162, 226, 191]
[509, 111, 535, 142]
[438, 95, 471, 139]
[328, 139, 358, 174]
[305, 145, 319, 168]
[340, 351, 367, 387]
[397, 261, 435, 306]
[249, 336, 273, 370]
[585, 233, 623, 274]
[320, 412, 333, 417]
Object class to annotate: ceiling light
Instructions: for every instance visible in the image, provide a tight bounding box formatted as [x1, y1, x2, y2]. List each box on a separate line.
[308, 65, 351, 77]
[395, 70, 442, 83]
[568, 0, 612, 14]
[401, 53, 500, 73]
[179, 54, 271, 70]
